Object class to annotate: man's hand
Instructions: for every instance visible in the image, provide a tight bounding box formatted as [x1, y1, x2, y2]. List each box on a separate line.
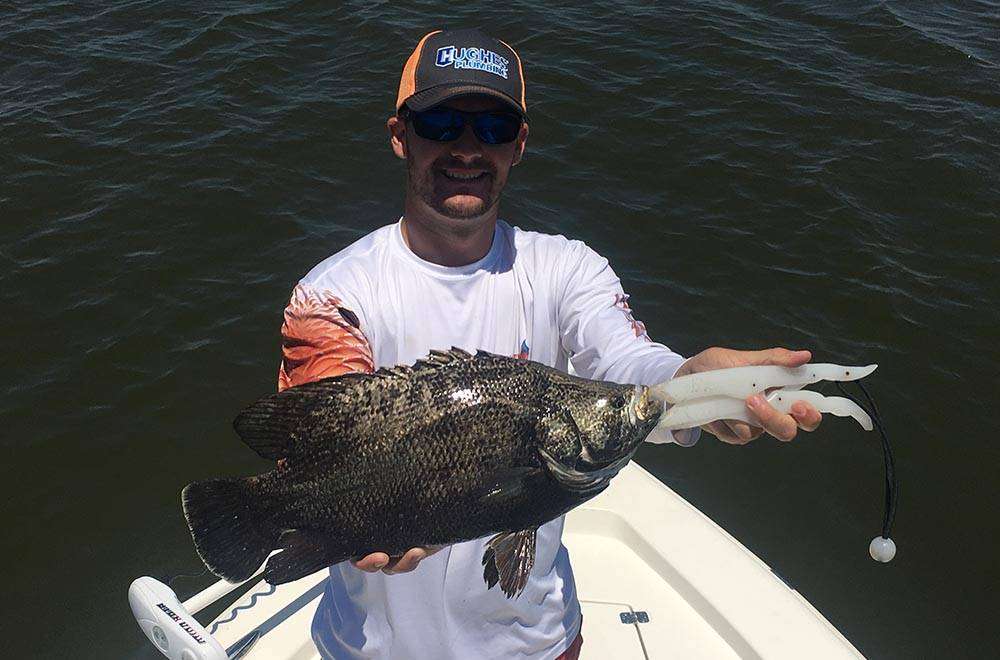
[674, 347, 823, 444]
[352, 546, 445, 575]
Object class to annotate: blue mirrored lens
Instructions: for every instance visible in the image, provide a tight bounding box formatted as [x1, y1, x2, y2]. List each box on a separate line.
[411, 108, 520, 144]
[412, 108, 464, 141]
[473, 112, 521, 144]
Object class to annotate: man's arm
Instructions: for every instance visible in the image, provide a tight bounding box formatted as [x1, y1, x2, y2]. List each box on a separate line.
[278, 283, 438, 574]
[555, 240, 698, 445]
[555, 241, 821, 444]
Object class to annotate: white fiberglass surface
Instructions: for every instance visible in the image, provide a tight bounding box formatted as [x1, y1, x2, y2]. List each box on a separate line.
[576, 601, 648, 659]
[208, 573, 325, 659]
[565, 512, 743, 660]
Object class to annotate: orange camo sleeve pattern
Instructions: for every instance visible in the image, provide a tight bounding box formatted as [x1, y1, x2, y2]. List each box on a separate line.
[277, 284, 375, 392]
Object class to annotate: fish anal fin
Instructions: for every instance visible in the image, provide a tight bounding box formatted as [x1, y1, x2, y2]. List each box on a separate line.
[481, 528, 538, 599]
[263, 529, 351, 585]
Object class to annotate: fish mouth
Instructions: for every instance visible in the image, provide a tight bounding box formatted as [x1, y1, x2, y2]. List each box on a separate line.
[628, 385, 663, 425]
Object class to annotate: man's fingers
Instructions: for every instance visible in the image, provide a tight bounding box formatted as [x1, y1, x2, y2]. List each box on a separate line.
[747, 394, 799, 441]
[352, 552, 390, 573]
[724, 419, 759, 444]
[703, 419, 762, 445]
[353, 546, 445, 575]
[742, 347, 812, 368]
[382, 547, 428, 575]
[790, 401, 822, 432]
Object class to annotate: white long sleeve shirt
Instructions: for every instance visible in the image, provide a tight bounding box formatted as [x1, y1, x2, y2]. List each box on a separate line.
[278, 218, 695, 660]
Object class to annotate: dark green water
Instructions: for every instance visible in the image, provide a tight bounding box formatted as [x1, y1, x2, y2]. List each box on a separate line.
[2, 2, 998, 658]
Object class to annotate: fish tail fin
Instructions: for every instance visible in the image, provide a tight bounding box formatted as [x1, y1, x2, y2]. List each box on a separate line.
[181, 477, 279, 582]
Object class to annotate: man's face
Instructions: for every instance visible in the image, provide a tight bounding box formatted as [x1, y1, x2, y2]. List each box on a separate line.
[390, 95, 527, 222]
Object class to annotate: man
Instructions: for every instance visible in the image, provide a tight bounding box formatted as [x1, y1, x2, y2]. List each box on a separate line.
[278, 28, 822, 660]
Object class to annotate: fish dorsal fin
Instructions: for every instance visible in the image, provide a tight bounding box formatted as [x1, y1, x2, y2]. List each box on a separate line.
[481, 528, 538, 599]
[233, 374, 367, 460]
[431, 346, 473, 362]
[374, 348, 482, 378]
[408, 347, 475, 372]
[376, 365, 412, 379]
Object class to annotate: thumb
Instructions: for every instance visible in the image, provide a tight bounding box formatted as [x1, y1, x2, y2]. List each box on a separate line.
[742, 347, 812, 367]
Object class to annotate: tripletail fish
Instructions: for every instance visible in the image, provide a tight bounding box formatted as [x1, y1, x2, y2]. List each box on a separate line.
[182, 348, 663, 598]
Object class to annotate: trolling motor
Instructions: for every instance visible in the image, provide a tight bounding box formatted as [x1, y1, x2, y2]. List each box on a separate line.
[129, 576, 261, 660]
[645, 362, 897, 562]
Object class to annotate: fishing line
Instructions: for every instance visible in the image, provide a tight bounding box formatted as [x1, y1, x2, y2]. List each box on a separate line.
[161, 567, 279, 634]
[835, 380, 898, 546]
[158, 569, 279, 635]
[164, 567, 210, 588]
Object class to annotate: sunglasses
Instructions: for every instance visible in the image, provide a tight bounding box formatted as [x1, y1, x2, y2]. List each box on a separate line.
[406, 106, 523, 145]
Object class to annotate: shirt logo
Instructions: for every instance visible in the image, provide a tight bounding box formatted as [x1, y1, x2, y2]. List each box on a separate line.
[614, 294, 649, 340]
[435, 45, 509, 79]
[513, 339, 529, 360]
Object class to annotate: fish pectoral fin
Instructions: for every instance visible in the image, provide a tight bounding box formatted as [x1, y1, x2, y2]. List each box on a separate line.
[477, 467, 545, 508]
[538, 447, 629, 496]
[481, 528, 537, 599]
[263, 529, 351, 585]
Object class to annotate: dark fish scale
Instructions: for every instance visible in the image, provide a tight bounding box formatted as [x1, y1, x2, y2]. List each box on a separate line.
[182, 348, 661, 597]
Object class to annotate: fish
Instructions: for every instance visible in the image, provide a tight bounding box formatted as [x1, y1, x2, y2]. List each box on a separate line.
[181, 348, 664, 598]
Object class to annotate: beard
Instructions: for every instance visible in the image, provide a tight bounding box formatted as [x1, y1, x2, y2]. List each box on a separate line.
[407, 153, 503, 220]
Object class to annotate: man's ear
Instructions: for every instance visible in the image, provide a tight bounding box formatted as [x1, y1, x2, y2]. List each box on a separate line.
[512, 121, 529, 166]
[387, 115, 407, 160]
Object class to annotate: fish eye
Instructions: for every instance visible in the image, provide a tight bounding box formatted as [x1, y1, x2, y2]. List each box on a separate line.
[611, 395, 626, 408]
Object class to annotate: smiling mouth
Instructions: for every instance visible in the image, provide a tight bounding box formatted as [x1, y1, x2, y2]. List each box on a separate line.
[440, 169, 489, 183]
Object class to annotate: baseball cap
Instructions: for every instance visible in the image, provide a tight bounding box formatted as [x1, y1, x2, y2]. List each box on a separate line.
[396, 28, 527, 119]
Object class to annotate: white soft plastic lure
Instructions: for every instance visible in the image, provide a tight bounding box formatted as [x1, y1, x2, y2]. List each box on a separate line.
[650, 363, 878, 404]
[641, 363, 878, 443]
[657, 389, 873, 432]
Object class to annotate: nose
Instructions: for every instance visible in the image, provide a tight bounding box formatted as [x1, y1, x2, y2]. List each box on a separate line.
[449, 121, 483, 163]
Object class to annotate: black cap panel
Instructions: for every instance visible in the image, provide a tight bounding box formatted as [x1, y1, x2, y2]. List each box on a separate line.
[405, 84, 525, 118]
[411, 29, 525, 114]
